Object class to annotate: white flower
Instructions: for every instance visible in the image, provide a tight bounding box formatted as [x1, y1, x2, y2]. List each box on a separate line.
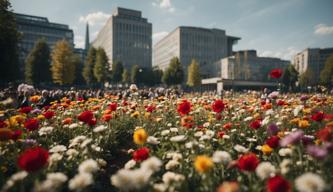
[124, 159, 136, 169]
[234, 144, 249, 153]
[49, 145, 67, 153]
[46, 172, 68, 184]
[161, 130, 170, 136]
[170, 135, 186, 142]
[38, 126, 54, 136]
[293, 105, 304, 117]
[279, 159, 291, 175]
[147, 136, 160, 145]
[212, 151, 232, 164]
[194, 131, 204, 137]
[141, 157, 162, 172]
[153, 183, 167, 192]
[66, 149, 79, 159]
[295, 172, 326, 192]
[96, 158, 107, 167]
[255, 162, 276, 180]
[93, 125, 107, 133]
[170, 128, 178, 132]
[111, 168, 152, 191]
[69, 135, 86, 148]
[69, 173, 93, 190]
[162, 172, 185, 185]
[78, 159, 99, 174]
[278, 148, 293, 156]
[222, 135, 230, 139]
[1, 171, 28, 191]
[49, 153, 63, 166]
[166, 152, 182, 161]
[244, 116, 253, 121]
[80, 138, 92, 148]
[165, 159, 180, 170]
[69, 123, 79, 129]
[185, 141, 194, 148]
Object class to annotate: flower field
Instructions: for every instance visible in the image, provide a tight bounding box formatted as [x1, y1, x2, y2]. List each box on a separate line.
[1, 91, 333, 192]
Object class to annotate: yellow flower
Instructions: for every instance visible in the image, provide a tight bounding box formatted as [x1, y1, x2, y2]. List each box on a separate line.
[133, 128, 148, 145]
[261, 144, 273, 155]
[194, 155, 214, 173]
[302, 108, 311, 114]
[253, 113, 260, 119]
[290, 118, 300, 125]
[298, 120, 310, 128]
[131, 111, 140, 118]
[144, 112, 151, 119]
[37, 115, 45, 120]
[9, 115, 25, 127]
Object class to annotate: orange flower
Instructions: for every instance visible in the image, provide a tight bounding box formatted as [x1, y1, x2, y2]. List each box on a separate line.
[62, 118, 72, 125]
[102, 114, 112, 122]
[181, 116, 194, 128]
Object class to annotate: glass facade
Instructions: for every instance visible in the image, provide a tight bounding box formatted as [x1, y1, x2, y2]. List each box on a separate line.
[15, 13, 74, 72]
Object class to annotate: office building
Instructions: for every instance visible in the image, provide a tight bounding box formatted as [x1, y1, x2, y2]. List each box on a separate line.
[218, 50, 289, 81]
[293, 48, 333, 83]
[15, 13, 74, 72]
[92, 7, 152, 69]
[153, 26, 240, 78]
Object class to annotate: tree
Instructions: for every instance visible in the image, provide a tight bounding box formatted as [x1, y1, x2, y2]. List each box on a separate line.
[0, 0, 20, 83]
[131, 65, 140, 84]
[320, 54, 333, 87]
[111, 61, 124, 83]
[82, 47, 97, 85]
[50, 40, 78, 85]
[93, 48, 108, 83]
[299, 68, 315, 88]
[162, 57, 184, 86]
[186, 59, 201, 87]
[281, 64, 299, 91]
[152, 67, 163, 85]
[122, 69, 130, 84]
[25, 38, 51, 84]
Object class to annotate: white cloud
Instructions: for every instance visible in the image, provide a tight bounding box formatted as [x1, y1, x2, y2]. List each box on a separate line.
[79, 11, 110, 26]
[314, 24, 333, 35]
[259, 47, 299, 60]
[74, 35, 84, 49]
[152, 0, 175, 12]
[153, 31, 169, 45]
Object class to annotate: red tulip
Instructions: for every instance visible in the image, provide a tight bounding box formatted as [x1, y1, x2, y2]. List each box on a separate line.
[108, 103, 118, 111]
[43, 111, 55, 119]
[266, 175, 291, 192]
[24, 118, 39, 131]
[250, 120, 261, 130]
[266, 136, 280, 148]
[212, 99, 225, 113]
[19, 106, 33, 114]
[238, 153, 259, 172]
[132, 147, 150, 162]
[78, 110, 94, 124]
[311, 111, 324, 122]
[177, 100, 191, 116]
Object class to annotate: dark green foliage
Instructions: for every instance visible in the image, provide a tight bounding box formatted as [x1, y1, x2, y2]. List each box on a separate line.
[320, 54, 333, 87]
[24, 38, 51, 84]
[0, 0, 20, 83]
[111, 61, 124, 83]
[82, 47, 97, 84]
[162, 57, 184, 85]
[93, 48, 109, 83]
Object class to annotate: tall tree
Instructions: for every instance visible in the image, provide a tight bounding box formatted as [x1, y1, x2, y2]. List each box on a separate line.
[93, 47, 108, 83]
[162, 57, 184, 86]
[50, 40, 78, 85]
[299, 67, 315, 88]
[0, 0, 20, 83]
[82, 47, 97, 85]
[131, 65, 140, 84]
[25, 38, 51, 84]
[152, 67, 163, 85]
[186, 59, 201, 87]
[320, 54, 333, 87]
[282, 64, 299, 91]
[122, 69, 130, 84]
[111, 61, 124, 83]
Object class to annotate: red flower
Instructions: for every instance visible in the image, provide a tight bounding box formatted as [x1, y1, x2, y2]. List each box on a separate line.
[270, 69, 282, 79]
[146, 105, 156, 113]
[108, 103, 118, 111]
[19, 106, 33, 114]
[88, 118, 97, 126]
[102, 114, 112, 122]
[277, 100, 285, 106]
[238, 153, 259, 172]
[17, 147, 49, 172]
[266, 175, 291, 192]
[311, 111, 324, 122]
[217, 131, 225, 138]
[250, 120, 261, 130]
[24, 118, 39, 131]
[177, 100, 191, 116]
[316, 127, 332, 142]
[43, 111, 55, 119]
[212, 99, 225, 113]
[12, 130, 23, 140]
[223, 123, 232, 130]
[266, 136, 280, 148]
[215, 113, 222, 120]
[132, 147, 150, 162]
[0, 120, 8, 128]
[78, 110, 94, 124]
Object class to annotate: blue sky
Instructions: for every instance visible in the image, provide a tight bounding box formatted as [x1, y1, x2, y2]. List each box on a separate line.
[11, 0, 333, 60]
